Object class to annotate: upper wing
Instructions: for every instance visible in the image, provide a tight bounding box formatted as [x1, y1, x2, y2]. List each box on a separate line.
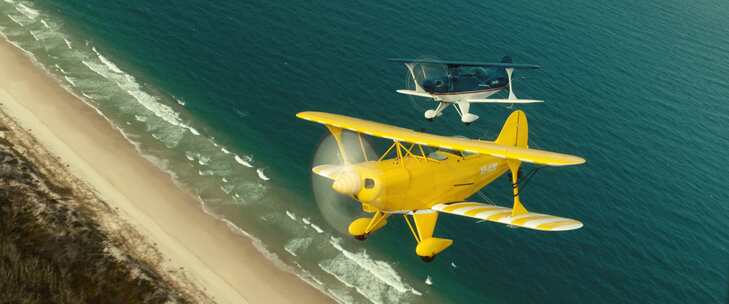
[387, 58, 541, 69]
[296, 111, 585, 166]
[432, 202, 582, 231]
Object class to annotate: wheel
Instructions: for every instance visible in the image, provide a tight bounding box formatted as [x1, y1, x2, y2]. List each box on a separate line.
[424, 109, 437, 120]
[420, 255, 435, 263]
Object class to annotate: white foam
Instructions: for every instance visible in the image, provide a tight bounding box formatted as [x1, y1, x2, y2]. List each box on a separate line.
[323, 237, 421, 299]
[302, 217, 311, 225]
[327, 288, 355, 304]
[220, 184, 234, 195]
[256, 168, 270, 181]
[451, 261, 457, 268]
[425, 276, 432, 286]
[319, 252, 417, 304]
[81, 48, 201, 137]
[221, 177, 229, 183]
[40, 19, 49, 29]
[234, 154, 253, 167]
[176, 98, 186, 106]
[63, 38, 71, 49]
[92, 47, 123, 74]
[63, 75, 76, 87]
[310, 223, 324, 234]
[28, 26, 62, 43]
[184, 151, 195, 161]
[53, 64, 66, 74]
[197, 154, 210, 165]
[197, 169, 214, 176]
[134, 114, 147, 122]
[234, 109, 248, 117]
[221, 147, 230, 154]
[309, 274, 324, 286]
[286, 210, 296, 221]
[238, 182, 267, 202]
[6, 14, 24, 26]
[283, 237, 312, 257]
[16, 3, 39, 20]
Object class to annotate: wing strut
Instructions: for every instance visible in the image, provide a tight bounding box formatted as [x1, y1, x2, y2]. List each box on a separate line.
[326, 126, 349, 165]
[469, 68, 544, 104]
[508, 159, 528, 216]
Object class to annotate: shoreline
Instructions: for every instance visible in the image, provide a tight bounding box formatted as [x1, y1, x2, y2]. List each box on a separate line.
[0, 38, 332, 303]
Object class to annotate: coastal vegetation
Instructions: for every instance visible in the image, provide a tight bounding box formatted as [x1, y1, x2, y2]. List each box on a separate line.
[0, 128, 189, 304]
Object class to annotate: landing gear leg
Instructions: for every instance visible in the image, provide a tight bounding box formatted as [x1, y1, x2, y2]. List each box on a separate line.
[348, 211, 389, 240]
[404, 211, 453, 263]
[456, 101, 479, 125]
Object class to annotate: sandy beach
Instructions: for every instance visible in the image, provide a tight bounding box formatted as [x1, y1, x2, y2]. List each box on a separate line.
[0, 39, 332, 304]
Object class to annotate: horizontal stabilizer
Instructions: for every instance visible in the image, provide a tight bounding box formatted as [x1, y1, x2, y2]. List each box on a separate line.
[396, 90, 433, 98]
[468, 98, 544, 104]
[432, 202, 582, 231]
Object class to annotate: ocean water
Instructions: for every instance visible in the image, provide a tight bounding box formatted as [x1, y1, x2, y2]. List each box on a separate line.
[1, 1, 728, 303]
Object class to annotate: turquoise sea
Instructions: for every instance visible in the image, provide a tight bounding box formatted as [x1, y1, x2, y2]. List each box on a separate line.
[1, 1, 728, 303]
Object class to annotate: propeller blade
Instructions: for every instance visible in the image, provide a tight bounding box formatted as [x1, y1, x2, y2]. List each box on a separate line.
[312, 164, 345, 180]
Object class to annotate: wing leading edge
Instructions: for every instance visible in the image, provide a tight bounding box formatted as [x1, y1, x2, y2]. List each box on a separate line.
[387, 58, 541, 69]
[296, 111, 585, 167]
[432, 202, 582, 231]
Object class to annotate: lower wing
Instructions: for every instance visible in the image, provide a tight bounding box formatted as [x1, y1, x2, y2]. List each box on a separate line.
[432, 202, 582, 231]
[468, 98, 544, 104]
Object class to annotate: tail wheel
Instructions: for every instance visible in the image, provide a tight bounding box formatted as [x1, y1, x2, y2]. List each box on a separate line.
[420, 255, 435, 263]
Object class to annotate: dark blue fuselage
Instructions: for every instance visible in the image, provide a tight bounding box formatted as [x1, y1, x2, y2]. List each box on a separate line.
[418, 66, 508, 94]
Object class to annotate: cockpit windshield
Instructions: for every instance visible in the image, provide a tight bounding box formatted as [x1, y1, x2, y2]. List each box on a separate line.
[410, 63, 508, 94]
[421, 145, 476, 160]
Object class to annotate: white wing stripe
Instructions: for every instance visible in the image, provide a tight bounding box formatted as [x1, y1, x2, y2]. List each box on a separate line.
[472, 208, 510, 219]
[451, 205, 488, 215]
[520, 217, 571, 228]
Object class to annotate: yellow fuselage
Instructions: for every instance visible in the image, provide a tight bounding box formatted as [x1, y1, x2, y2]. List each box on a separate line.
[351, 152, 508, 212]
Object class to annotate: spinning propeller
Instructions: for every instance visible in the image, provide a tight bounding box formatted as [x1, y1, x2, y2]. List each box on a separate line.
[310, 129, 377, 234]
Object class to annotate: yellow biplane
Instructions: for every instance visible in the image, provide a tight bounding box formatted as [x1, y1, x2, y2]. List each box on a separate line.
[297, 110, 585, 261]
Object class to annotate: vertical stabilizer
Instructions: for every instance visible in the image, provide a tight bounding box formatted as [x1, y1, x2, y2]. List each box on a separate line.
[495, 110, 528, 147]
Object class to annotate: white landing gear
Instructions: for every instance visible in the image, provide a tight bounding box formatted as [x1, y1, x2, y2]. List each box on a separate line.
[424, 102, 448, 121]
[456, 101, 479, 125]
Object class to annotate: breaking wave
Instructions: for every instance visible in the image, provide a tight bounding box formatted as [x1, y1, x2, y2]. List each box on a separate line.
[319, 237, 421, 304]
